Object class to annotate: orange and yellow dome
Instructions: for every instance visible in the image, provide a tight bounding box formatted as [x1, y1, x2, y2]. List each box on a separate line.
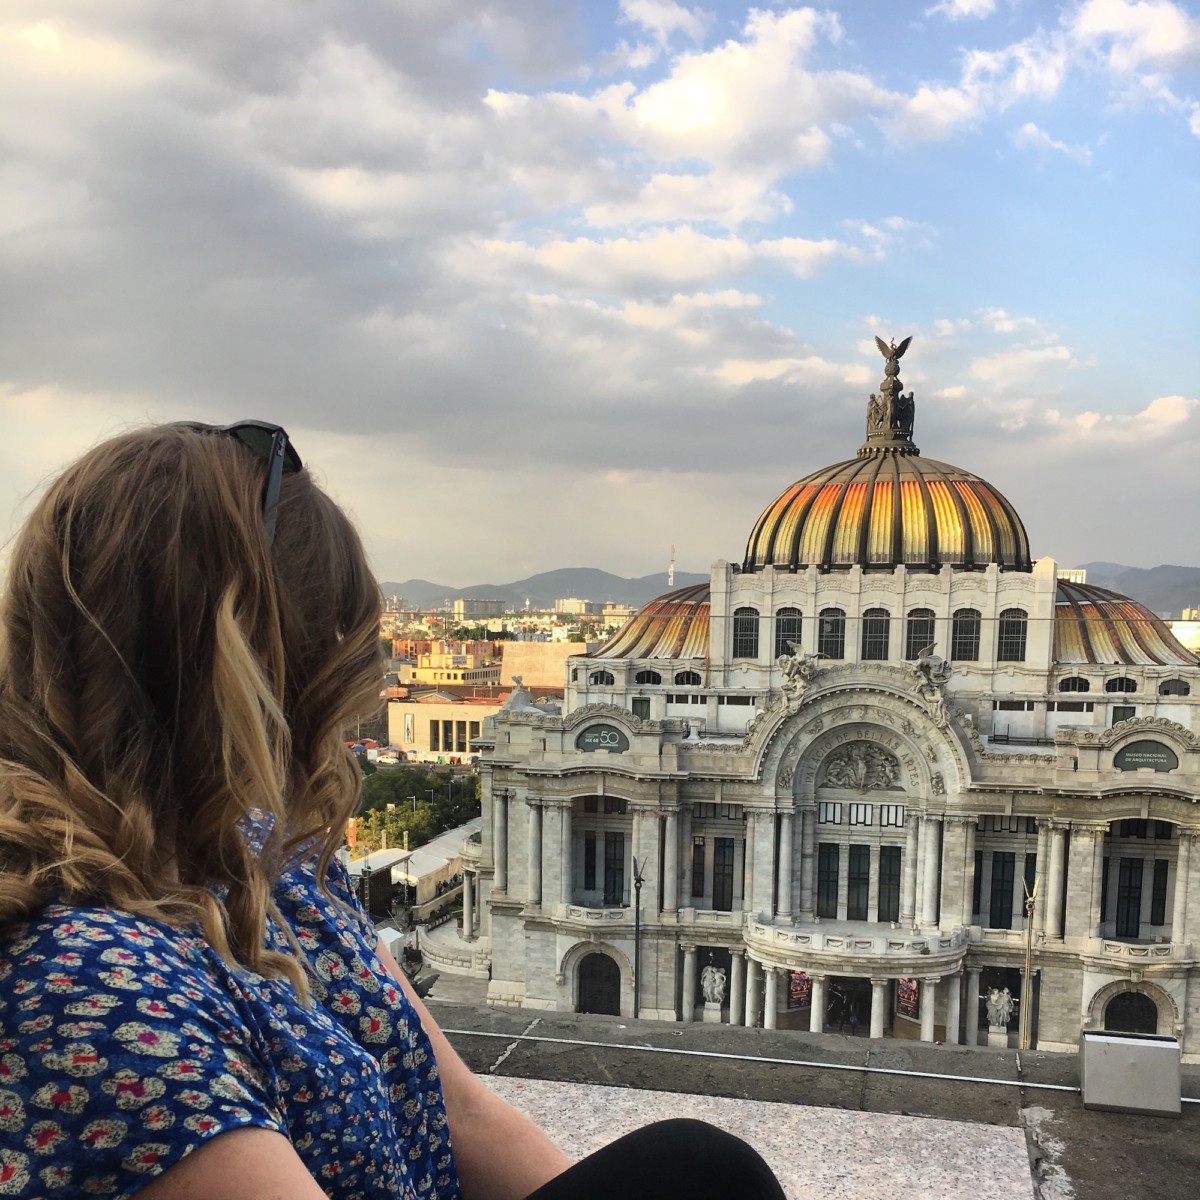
[743, 336, 1030, 573]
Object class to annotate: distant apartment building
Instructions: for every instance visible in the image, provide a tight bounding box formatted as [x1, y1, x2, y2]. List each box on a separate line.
[500, 641, 595, 690]
[555, 597, 603, 615]
[388, 693, 499, 763]
[453, 598, 507, 620]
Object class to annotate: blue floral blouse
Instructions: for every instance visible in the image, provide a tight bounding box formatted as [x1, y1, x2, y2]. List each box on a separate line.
[0, 854, 461, 1199]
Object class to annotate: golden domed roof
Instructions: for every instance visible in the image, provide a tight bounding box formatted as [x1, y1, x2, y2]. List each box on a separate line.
[1054, 581, 1198, 667]
[743, 337, 1031, 573]
[596, 584, 710, 660]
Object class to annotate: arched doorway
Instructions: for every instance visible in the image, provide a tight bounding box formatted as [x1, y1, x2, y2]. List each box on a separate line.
[1104, 990, 1158, 1035]
[577, 952, 621, 1015]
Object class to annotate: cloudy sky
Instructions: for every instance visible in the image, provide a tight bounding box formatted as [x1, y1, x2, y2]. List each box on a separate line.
[2, 1, 1198, 587]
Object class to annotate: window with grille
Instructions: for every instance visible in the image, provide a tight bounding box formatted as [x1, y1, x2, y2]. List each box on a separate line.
[861, 608, 890, 660]
[878, 846, 901, 922]
[774, 608, 802, 659]
[989, 851, 1015, 929]
[713, 838, 735, 911]
[817, 844, 839, 918]
[674, 670, 702, 686]
[950, 609, 981, 661]
[1058, 676, 1089, 692]
[634, 670, 662, 685]
[1151, 859, 1169, 925]
[603, 832, 625, 905]
[996, 609, 1027, 662]
[590, 670, 615, 686]
[818, 608, 845, 659]
[1112, 705, 1135, 724]
[847, 845, 870, 920]
[905, 609, 935, 660]
[818, 802, 842, 824]
[1159, 678, 1190, 696]
[1105, 676, 1136, 693]
[732, 608, 760, 658]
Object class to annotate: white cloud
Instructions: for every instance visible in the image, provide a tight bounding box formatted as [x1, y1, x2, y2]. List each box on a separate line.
[1070, 0, 1200, 72]
[1013, 121, 1093, 163]
[969, 341, 1077, 386]
[925, 0, 997, 19]
[619, 0, 710, 44]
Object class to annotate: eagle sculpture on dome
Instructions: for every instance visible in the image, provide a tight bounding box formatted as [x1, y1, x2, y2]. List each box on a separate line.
[865, 334, 916, 446]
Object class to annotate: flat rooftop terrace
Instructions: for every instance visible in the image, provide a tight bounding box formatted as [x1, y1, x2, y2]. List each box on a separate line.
[425, 973, 1200, 1200]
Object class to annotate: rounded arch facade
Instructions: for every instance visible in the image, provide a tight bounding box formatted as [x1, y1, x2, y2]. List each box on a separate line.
[1086, 978, 1180, 1038]
[559, 940, 634, 1017]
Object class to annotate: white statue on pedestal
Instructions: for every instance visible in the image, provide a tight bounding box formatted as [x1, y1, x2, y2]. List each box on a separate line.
[985, 986, 1015, 1027]
[700, 962, 727, 1005]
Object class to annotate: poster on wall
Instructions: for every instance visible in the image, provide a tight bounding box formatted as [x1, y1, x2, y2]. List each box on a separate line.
[896, 977, 920, 1020]
[404, 713, 414, 745]
[788, 971, 812, 1009]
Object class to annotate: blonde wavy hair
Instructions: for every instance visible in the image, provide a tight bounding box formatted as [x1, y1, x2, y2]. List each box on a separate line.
[0, 423, 383, 992]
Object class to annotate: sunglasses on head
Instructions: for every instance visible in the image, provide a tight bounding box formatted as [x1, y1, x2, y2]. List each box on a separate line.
[185, 420, 303, 544]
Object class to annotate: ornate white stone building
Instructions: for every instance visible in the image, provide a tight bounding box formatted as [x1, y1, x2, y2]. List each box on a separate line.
[466, 339, 1200, 1057]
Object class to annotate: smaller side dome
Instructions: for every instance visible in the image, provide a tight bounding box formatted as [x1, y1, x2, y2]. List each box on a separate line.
[1054, 581, 1199, 666]
[595, 584, 711, 660]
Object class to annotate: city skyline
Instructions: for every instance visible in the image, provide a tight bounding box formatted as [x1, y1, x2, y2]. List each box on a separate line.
[1, 1, 1198, 586]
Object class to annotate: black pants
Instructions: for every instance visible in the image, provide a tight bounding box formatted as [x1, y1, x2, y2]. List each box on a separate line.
[524, 1118, 786, 1200]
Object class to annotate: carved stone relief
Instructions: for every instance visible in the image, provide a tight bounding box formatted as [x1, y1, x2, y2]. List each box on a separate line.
[820, 742, 902, 793]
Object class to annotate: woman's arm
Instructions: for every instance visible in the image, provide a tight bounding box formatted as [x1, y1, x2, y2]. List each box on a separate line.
[375, 939, 572, 1200]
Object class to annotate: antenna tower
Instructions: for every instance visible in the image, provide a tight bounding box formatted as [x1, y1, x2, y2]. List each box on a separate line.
[668, 544, 675, 589]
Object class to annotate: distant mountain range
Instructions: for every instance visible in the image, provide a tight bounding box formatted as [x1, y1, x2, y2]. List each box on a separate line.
[380, 562, 1200, 617]
[1074, 563, 1200, 618]
[380, 568, 709, 611]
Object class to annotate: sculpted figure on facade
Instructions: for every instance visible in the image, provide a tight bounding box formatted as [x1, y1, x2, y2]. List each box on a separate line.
[909, 644, 953, 728]
[777, 643, 823, 699]
[822, 742, 900, 792]
[985, 987, 1015, 1027]
[700, 961, 727, 1004]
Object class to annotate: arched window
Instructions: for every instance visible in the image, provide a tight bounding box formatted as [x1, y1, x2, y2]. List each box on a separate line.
[1159, 678, 1191, 696]
[817, 608, 845, 659]
[905, 609, 935, 661]
[634, 670, 662, 685]
[732, 607, 759, 659]
[950, 609, 981, 661]
[589, 670, 615, 686]
[1105, 676, 1137, 693]
[996, 609, 1028, 662]
[861, 608, 890, 660]
[674, 670, 702, 686]
[774, 608, 802, 659]
[1104, 991, 1158, 1035]
[1058, 676, 1090, 693]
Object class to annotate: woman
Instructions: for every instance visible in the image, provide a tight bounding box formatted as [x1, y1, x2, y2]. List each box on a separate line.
[0, 423, 784, 1199]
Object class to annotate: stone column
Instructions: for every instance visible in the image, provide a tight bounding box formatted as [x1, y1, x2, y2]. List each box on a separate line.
[753, 811, 775, 917]
[764, 967, 778, 1030]
[493, 790, 509, 894]
[679, 805, 693, 903]
[527, 799, 542, 908]
[867, 845, 881, 924]
[462, 871, 475, 939]
[1171, 832, 1192, 945]
[1089, 824, 1107, 938]
[745, 957, 761, 1027]
[776, 812, 794, 919]
[681, 945, 697, 1023]
[901, 812, 920, 927]
[965, 966, 981, 1046]
[1033, 820, 1050, 936]
[742, 811, 756, 913]
[1065, 821, 1105, 941]
[1183, 832, 1200, 949]
[940, 816, 971, 930]
[920, 816, 942, 928]
[729, 951, 746, 1027]
[945, 972, 961, 1045]
[799, 806, 815, 918]
[962, 819, 977, 926]
[810, 974, 826, 1034]
[663, 810, 679, 915]
[559, 803, 574, 907]
[1046, 823, 1067, 940]
[870, 978, 887, 1039]
[632, 806, 661, 916]
[920, 978, 938, 1043]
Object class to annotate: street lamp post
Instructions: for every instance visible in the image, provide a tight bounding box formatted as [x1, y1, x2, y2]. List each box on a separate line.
[407, 795, 417, 815]
[1019, 879, 1038, 1051]
[632, 856, 646, 1020]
